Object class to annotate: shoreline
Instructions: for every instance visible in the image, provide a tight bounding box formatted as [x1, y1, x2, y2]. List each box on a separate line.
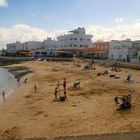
[0, 65, 33, 103]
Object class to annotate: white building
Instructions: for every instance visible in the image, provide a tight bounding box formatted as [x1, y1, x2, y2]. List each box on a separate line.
[23, 41, 42, 51]
[7, 41, 23, 52]
[138, 51, 140, 60]
[57, 27, 93, 49]
[109, 39, 133, 61]
[43, 38, 57, 49]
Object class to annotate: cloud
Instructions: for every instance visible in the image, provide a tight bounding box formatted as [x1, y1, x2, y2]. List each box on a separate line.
[0, 24, 65, 49]
[135, 19, 140, 22]
[0, 0, 8, 7]
[86, 22, 140, 41]
[1, 22, 140, 49]
[115, 17, 124, 23]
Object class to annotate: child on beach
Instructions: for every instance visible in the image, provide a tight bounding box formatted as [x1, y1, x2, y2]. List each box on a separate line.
[63, 78, 66, 92]
[57, 81, 60, 91]
[64, 91, 68, 101]
[54, 87, 58, 101]
[34, 84, 37, 93]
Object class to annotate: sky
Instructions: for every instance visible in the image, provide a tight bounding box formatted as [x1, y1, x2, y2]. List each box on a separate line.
[0, 0, 140, 49]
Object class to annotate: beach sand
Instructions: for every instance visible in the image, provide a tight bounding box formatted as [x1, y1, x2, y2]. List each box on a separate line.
[0, 61, 140, 139]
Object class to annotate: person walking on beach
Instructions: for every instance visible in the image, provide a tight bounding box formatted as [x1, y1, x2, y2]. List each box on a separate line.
[17, 78, 20, 86]
[54, 87, 58, 101]
[2, 90, 5, 102]
[63, 78, 66, 92]
[34, 84, 37, 93]
[127, 73, 132, 83]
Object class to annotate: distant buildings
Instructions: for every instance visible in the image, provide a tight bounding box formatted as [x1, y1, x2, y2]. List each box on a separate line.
[5, 27, 140, 63]
[43, 38, 57, 49]
[90, 41, 109, 59]
[7, 41, 42, 52]
[109, 39, 133, 61]
[138, 51, 140, 61]
[57, 27, 93, 49]
[6, 27, 93, 52]
[78, 41, 109, 59]
[23, 41, 42, 51]
[7, 41, 23, 52]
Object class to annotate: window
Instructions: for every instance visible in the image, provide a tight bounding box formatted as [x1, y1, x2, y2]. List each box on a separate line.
[36, 52, 40, 54]
[74, 38, 77, 40]
[111, 54, 114, 59]
[70, 38, 73, 40]
[70, 45, 72, 47]
[80, 38, 82, 41]
[80, 45, 82, 47]
[74, 44, 77, 47]
[97, 45, 100, 49]
[87, 39, 90, 41]
[41, 52, 47, 55]
[119, 54, 122, 59]
[101, 46, 104, 50]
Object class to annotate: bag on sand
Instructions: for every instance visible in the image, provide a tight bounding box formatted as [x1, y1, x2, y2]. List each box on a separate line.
[59, 96, 65, 102]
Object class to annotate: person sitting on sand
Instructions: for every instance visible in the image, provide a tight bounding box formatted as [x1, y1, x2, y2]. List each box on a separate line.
[114, 90, 133, 110]
[125, 90, 133, 103]
[54, 87, 58, 101]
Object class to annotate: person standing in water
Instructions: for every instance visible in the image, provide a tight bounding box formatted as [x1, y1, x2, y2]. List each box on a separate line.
[2, 90, 5, 102]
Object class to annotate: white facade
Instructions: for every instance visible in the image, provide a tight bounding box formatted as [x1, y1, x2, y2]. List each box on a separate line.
[138, 51, 140, 59]
[23, 41, 42, 51]
[57, 27, 93, 49]
[109, 39, 133, 60]
[7, 41, 23, 52]
[43, 38, 57, 49]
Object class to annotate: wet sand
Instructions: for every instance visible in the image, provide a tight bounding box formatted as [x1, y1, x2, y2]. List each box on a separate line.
[0, 61, 140, 139]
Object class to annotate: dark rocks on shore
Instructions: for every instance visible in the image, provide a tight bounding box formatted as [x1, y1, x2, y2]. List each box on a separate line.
[4, 66, 32, 79]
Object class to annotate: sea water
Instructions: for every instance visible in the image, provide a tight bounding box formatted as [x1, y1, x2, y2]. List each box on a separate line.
[0, 68, 16, 101]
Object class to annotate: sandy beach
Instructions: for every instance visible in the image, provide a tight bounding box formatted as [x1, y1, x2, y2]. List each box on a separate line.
[0, 60, 140, 139]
